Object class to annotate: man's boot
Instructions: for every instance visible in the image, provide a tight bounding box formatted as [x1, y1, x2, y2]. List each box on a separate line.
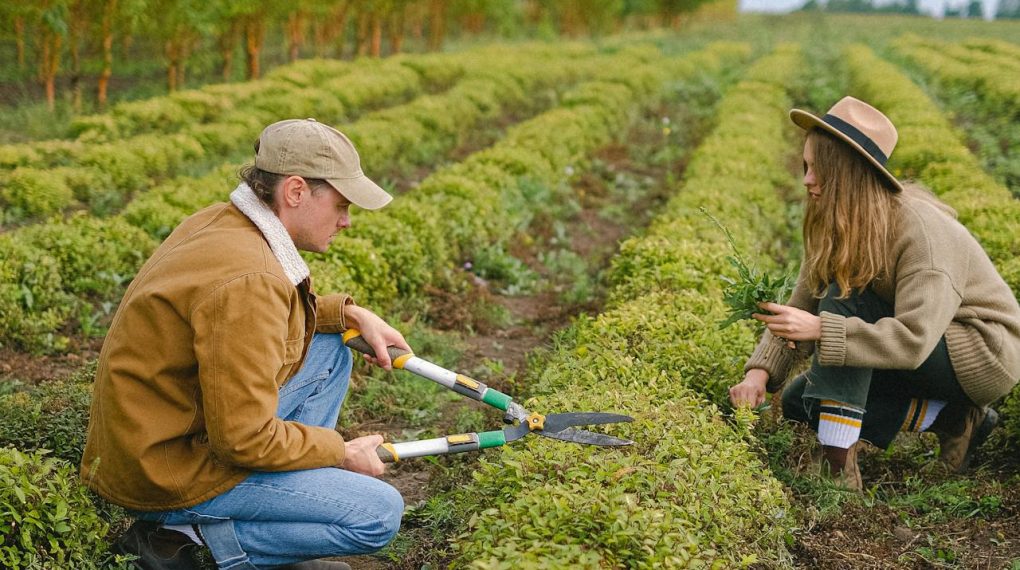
[931, 403, 998, 472]
[821, 441, 864, 492]
[112, 520, 207, 570]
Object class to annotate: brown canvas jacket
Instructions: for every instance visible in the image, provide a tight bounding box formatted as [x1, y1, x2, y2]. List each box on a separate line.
[81, 199, 352, 511]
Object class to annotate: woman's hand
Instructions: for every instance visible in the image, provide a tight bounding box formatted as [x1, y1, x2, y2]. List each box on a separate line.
[730, 369, 769, 408]
[345, 305, 412, 370]
[752, 302, 821, 342]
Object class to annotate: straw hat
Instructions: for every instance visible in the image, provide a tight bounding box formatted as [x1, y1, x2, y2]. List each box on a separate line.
[790, 96, 903, 193]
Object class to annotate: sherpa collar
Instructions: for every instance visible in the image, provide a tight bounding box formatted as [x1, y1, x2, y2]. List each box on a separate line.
[230, 183, 310, 286]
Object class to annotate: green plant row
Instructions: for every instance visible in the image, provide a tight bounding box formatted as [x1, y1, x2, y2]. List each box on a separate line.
[889, 34, 1020, 117]
[307, 41, 751, 311]
[444, 45, 801, 568]
[121, 46, 642, 241]
[843, 45, 1020, 446]
[0, 42, 752, 567]
[845, 45, 1020, 292]
[958, 37, 1020, 61]
[0, 59, 427, 223]
[70, 58, 358, 142]
[887, 34, 1020, 197]
[0, 45, 643, 353]
[0, 43, 600, 224]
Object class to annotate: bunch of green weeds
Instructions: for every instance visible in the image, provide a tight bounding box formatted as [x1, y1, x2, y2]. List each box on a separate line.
[700, 207, 795, 328]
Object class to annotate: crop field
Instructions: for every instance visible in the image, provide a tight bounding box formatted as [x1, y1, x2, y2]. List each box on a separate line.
[0, 10, 1019, 570]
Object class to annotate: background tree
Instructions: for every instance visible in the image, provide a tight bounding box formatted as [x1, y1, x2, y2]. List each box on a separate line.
[657, 0, 712, 27]
[0, 4, 34, 72]
[997, 0, 1020, 17]
[141, 0, 212, 91]
[36, 1, 70, 110]
[427, 0, 447, 51]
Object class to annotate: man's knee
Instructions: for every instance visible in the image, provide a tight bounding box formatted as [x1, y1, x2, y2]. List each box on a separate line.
[336, 484, 403, 551]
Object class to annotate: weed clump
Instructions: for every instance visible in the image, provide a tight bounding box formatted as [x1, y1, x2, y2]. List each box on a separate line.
[701, 207, 795, 329]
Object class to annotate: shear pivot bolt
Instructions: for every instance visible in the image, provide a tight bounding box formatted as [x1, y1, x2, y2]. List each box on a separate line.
[526, 412, 545, 431]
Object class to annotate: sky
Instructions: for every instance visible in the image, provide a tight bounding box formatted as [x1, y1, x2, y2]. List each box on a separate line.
[738, 0, 1004, 18]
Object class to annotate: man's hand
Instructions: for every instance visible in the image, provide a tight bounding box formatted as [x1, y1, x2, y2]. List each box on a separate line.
[345, 305, 411, 370]
[729, 369, 769, 408]
[752, 302, 821, 342]
[341, 434, 387, 476]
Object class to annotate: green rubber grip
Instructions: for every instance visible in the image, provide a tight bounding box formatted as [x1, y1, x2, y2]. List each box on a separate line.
[478, 431, 507, 449]
[481, 389, 512, 411]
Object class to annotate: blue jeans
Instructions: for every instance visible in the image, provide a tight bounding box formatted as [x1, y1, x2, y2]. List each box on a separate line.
[133, 333, 404, 568]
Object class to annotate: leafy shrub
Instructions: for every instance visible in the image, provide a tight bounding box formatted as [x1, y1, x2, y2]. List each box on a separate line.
[0, 362, 96, 465]
[444, 43, 797, 568]
[0, 447, 127, 569]
[17, 215, 156, 298]
[0, 168, 74, 220]
[0, 235, 75, 352]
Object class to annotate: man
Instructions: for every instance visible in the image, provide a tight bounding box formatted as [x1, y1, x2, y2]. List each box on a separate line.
[81, 118, 410, 569]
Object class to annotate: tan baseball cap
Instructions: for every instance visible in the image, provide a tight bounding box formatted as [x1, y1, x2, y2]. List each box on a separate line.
[254, 118, 392, 209]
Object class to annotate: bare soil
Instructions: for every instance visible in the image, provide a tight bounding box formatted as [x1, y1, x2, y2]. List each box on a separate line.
[338, 119, 682, 568]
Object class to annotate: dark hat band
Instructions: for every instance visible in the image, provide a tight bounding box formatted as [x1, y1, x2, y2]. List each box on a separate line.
[822, 114, 888, 165]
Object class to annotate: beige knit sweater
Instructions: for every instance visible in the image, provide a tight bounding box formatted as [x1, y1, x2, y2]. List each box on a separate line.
[746, 185, 1020, 407]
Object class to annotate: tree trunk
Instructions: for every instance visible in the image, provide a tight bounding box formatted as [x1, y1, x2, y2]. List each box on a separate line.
[388, 7, 405, 55]
[165, 40, 178, 92]
[14, 17, 26, 70]
[42, 32, 62, 111]
[218, 21, 238, 81]
[245, 17, 263, 80]
[98, 0, 116, 108]
[313, 21, 327, 57]
[428, 0, 446, 52]
[355, 10, 370, 56]
[177, 37, 191, 88]
[369, 11, 382, 57]
[287, 12, 305, 62]
[464, 12, 484, 34]
[69, 2, 86, 112]
[330, 1, 351, 58]
[409, 7, 424, 41]
[70, 34, 82, 111]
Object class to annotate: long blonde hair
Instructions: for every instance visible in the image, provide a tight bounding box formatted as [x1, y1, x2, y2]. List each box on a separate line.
[802, 129, 900, 298]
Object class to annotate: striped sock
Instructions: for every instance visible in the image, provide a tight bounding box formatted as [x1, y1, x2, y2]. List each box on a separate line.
[817, 400, 864, 449]
[903, 398, 947, 432]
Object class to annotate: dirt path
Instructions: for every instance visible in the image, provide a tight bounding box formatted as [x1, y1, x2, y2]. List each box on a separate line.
[337, 99, 703, 567]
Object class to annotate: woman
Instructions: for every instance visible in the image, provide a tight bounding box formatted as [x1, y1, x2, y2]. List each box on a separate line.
[728, 96, 1020, 490]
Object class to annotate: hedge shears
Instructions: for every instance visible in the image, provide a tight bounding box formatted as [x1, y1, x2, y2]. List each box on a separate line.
[343, 329, 634, 463]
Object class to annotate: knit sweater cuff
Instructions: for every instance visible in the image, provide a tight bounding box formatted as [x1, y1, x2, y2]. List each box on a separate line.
[818, 311, 847, 367]
[745, 331, 797, 393]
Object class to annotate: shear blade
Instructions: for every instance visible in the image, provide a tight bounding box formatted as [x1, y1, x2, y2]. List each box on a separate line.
[541, 412, 633, 433]
[540, 412, 634, 447]
[539, 427, 633, 447]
